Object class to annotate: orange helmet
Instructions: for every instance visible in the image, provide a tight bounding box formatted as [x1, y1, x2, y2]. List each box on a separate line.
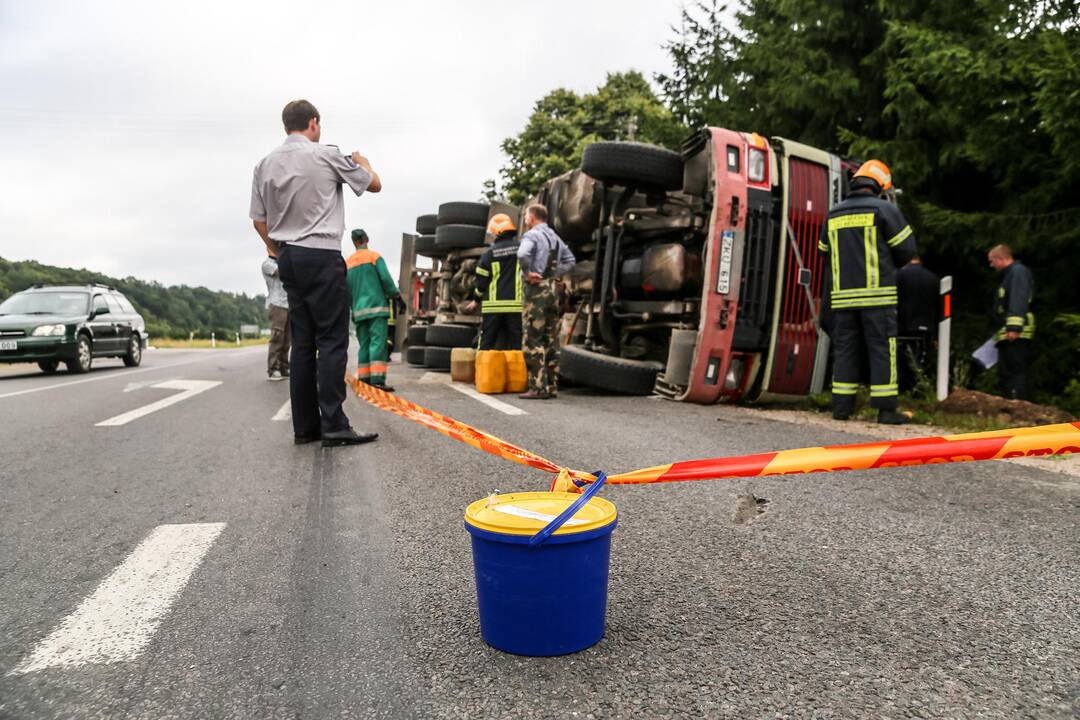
[486, 213, 517, 236]
[853, 159, 893, 190]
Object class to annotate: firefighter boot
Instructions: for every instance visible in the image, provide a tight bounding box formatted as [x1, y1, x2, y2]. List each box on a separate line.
[878, 409, 910, 425]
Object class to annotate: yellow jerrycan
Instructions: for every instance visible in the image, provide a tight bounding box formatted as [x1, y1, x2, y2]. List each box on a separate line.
[451, 347, 477, 383]
[503, 350, 527, 393]
[475, 350, 508, 394]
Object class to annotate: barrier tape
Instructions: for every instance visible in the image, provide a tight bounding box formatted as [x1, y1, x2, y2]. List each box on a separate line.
[350, 378, 1080, 489]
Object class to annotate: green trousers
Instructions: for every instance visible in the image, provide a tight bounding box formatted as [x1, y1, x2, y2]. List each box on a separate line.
[355, 316, 389, 386]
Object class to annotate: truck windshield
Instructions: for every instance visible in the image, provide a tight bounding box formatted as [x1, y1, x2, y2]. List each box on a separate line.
[0, 291, 90, 316]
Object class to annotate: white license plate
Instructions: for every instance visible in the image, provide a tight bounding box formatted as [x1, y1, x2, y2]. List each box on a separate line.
[716, 230, 735, 294]
[0, 340, 17, 351]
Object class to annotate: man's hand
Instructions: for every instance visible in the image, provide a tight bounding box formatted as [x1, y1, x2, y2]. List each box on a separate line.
[464, 300, 478, 314]
[526, 272, 543, 285]
[253, 220, 276, 256]
[1006, 330, 1020, 341]
[351, 151, 382, 193]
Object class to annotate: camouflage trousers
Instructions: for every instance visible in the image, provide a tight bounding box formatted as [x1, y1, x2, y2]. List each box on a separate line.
[522, 279, 560, 395]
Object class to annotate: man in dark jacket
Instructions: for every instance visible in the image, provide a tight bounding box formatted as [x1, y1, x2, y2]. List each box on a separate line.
[818, 160, 917, 424]
[896, 256, 940, 392]
[466, 214, 523, 350]
[988, 244, 1035, 399]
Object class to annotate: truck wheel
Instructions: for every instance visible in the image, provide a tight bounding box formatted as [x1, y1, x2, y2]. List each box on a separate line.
[66, 335, 93, 374]
[416, 214, 438, 235]
[424, 345, 452, 370]
[558, 344, 663, 395]
[407, 324, 428, 346]
[38, 360, 59, 374]
[406, 345, 427, 366]
[415, 234, 443, 257]
[437, 202, 490, 227]
[435, 224, 486, 250]
[122, 334, 142, 367]
[425, 323, 477, 348]
[581, 141, 683, 191]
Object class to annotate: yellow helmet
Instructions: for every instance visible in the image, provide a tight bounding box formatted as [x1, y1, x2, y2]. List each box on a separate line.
[486, 213, 517, 236]
[853, 159, 893, 190]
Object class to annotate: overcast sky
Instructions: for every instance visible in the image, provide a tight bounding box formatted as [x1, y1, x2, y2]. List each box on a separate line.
[0, 0, 685, 297]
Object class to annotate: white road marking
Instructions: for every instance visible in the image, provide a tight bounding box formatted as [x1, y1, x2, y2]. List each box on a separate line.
[417, 371, 527, 415]
[272, 399, 291, 421]
[95, 380, 222, 427]
[0, 348, 258, 401]
[9, 523, 226, 675]
[418, 372, 450, 384]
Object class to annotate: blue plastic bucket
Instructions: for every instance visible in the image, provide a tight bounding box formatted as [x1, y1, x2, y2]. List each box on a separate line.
[464, 472, 617, 656]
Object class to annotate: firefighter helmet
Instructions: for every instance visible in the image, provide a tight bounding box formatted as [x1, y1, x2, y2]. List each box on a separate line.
[486, 213, 517, 236]
[853, 160, 893, 191]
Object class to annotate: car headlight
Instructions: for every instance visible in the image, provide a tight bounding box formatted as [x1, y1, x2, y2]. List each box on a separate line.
[748, 148, 766, 183]
[31, 324, 67, 337]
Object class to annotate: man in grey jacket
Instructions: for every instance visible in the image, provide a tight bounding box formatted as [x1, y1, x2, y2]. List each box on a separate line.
[517, 204, 576, 399]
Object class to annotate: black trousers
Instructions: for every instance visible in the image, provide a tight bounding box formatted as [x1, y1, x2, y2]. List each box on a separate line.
[831, 307, 899, 412]
[897, 333, 933, 393]
[997, 339, 1031, 400]
[479, 313, 523, 351]
[277, 245, 351, 436]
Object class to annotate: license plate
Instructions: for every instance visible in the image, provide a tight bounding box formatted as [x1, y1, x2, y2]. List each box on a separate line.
[0, 340, 17, 351]
[716, 230, 735, 294]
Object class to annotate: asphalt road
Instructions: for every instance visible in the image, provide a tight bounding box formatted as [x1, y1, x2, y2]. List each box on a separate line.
[0, 347, 1076, 719]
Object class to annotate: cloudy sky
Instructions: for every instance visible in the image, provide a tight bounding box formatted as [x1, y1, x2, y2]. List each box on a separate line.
[0, 0, 685, 297]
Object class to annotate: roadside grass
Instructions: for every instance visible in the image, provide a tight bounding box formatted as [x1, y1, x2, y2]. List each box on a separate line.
[807, 391, 1020, 433]
[152, 338, 268, 349]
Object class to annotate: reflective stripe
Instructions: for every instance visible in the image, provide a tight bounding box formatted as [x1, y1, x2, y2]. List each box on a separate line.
[887, 225, 912, 247]
[831, 296, 898, 309]
[832, 382, 859, 395]
[475, 267, 491, 277]
[1005, 316, 1026, 326]
[888, 337, 897, 387]
[352, 306, 389, 319]
[831, 287, 897, 298]
[827, 213, 875, 231]
[829, 228, 840, 292]
[818, 240, 828, 252]
[864, 225, 880, 289]
[515, 270, 523, 303]
[369, 363, 388, 374]
[490, 262, 500, 302]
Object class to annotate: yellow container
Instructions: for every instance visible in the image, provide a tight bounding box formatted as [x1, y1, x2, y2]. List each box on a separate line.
[503, 350, 527, 393]
[475, 350, 507, 394]
[451, 347, 476, 383]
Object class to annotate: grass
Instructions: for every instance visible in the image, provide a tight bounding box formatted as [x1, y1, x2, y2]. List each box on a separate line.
[152, 337, 269, 349]
[806, 391, 1019, 433]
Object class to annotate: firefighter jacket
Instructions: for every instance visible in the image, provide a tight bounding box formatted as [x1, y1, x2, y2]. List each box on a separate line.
[345, 248, 400, 321]
[993, 261, 1035, 341]
[474, 235, 523, 314]
[818, 192, 917, 310]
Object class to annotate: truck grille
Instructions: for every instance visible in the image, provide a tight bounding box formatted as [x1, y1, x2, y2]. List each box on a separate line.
[733, 189, 774, 350]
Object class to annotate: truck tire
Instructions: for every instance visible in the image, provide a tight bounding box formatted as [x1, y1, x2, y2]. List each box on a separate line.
[416, 214, 438, 235]
[406, 345, 427, 366]
[415, 234, 442, 257]
[407, 324, 428, 346]
[437, 201, 490, 227]
[558, 344, 663, 395]
[425, 323, 477, 348]
[435, 224, 486, 249]
[581, 141, 683, 191]
[424, 345, 452, 370]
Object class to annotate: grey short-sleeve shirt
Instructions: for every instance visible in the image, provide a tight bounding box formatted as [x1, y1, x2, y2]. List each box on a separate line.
[250, 135, 372, 251]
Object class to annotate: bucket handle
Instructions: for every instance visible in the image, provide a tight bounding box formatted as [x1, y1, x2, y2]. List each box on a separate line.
[529, 471, 607, 547]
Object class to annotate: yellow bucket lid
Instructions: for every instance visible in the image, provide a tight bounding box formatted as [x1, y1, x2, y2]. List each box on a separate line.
[465, 491, 617, 536]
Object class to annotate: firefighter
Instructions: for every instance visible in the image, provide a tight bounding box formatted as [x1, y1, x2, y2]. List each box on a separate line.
[818, 160, 917, 424]
[466, 213, 524, 350]
[345, 229, 401, 392]
[988, 244, 1035, 400]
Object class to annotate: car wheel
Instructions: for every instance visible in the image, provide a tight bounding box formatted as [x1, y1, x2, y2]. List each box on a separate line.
[406, 324, 428, 346]
[67, 335, 93, 374]
[423, 345, 452, 371]
[437, 201, 490, 227]
[38, 359, 59, 374]
[425, 323, 477, 348]
[434, 224, 486, 250]
[415, 213, 438, 235]
[558, 343, 663, 395]
[123, 334, 142, 367]
[581, 141, 684, 192]
[406, 345, 427, 366]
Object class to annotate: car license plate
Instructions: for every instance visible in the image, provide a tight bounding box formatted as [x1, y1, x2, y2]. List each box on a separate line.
[0, 340, 17, 351]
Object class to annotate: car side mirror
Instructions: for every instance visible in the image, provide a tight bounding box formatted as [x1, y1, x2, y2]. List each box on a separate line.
[92, 307, 110, 318]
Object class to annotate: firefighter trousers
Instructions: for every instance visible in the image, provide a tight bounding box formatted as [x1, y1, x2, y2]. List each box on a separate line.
[354, 316, 389, 386]
[831, 307, 899, 412]
[480, 313, 523, 351]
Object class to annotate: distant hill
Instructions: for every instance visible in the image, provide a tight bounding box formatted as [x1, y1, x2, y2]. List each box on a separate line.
[0, 257, 266, 339]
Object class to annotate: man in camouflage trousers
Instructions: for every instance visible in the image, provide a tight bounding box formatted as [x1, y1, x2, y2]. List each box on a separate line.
[517, 204, 576, 399]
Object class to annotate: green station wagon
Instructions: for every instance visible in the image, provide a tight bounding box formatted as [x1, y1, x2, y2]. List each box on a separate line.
[0, 284, 147, 374]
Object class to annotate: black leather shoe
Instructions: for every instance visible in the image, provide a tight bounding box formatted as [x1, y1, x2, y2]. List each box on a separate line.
[321, 428, 379, 447]
[878, 410, 910, 425]
[373, 384, 395, 393]
[294, 434, 321, 445]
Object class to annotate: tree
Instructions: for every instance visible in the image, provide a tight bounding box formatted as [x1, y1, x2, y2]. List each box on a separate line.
[496, 72, 687, 204]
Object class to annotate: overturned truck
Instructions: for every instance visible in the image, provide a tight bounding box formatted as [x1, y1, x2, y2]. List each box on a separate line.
[536, 129, 855, 403]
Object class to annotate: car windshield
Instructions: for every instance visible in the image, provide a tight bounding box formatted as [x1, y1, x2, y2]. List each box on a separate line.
[0, 291, 90, 316]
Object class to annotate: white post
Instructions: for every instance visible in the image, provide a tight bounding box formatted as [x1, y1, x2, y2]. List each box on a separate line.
[211, 332, 216, 349]
[235, 332, 240, 345]
[936, 275, 952, 401]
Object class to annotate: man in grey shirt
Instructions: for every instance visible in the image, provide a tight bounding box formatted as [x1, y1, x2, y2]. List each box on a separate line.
[250, 99, 382, 447]
[262, 254, 290, 381]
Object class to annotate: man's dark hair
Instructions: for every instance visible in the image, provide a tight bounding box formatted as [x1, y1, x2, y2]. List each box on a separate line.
[282, 100, 320, 133]
[527, 204, 548, 223]
[850, 176, 882, 194]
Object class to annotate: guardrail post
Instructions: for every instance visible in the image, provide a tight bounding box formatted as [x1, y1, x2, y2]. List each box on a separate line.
[937, 275, 952, 401]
